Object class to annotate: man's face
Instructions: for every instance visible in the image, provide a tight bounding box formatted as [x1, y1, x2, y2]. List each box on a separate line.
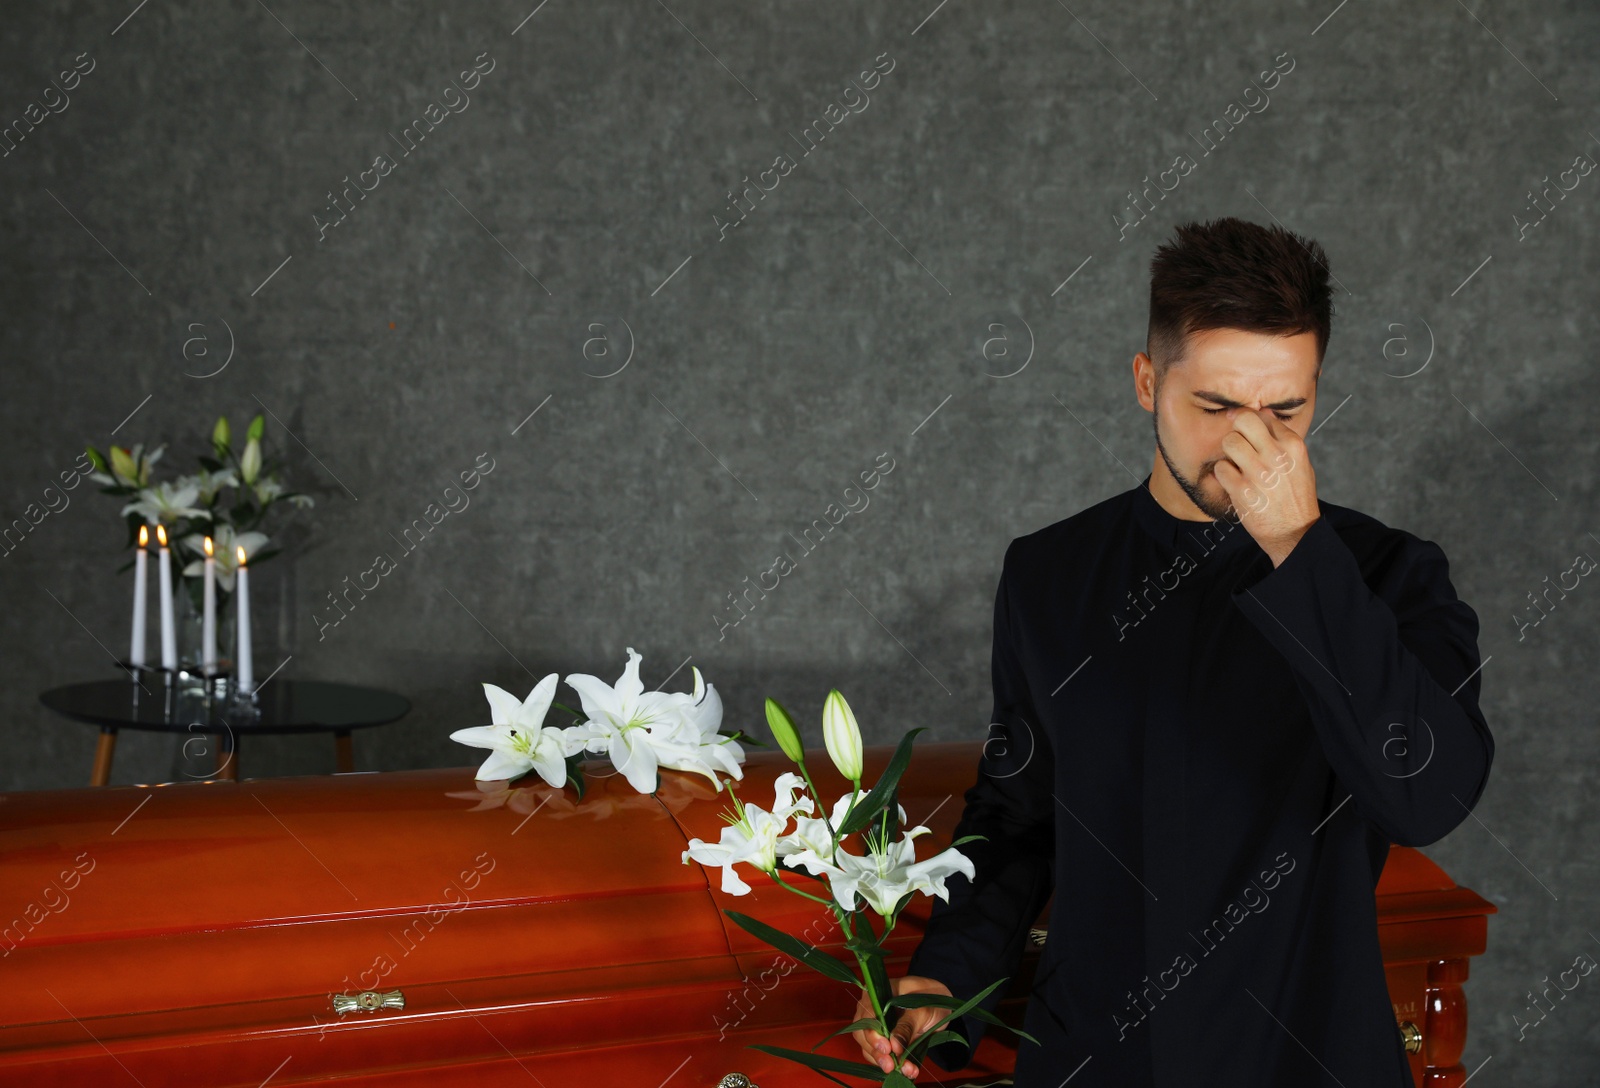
[1135, 327, 1320, 522]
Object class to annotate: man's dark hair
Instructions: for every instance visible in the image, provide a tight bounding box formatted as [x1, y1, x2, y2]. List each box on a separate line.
[1146, 217, 1333, 379]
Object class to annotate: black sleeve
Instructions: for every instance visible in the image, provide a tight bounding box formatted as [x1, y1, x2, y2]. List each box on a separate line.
[905, 540, 1057, 1070]
[1229, 515, 1495, 847]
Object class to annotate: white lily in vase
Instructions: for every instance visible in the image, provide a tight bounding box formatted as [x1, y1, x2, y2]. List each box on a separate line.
[121, 480, 208, 526]
[449, 673, 588, 787]
[180, 523, 269, 593]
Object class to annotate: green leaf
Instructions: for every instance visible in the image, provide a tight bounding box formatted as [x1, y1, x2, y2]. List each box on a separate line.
[844, 930, 886, 956]
[864, 952, 892, 1020]
[723, 910, 859, 986]
[934, 975, 1007, 1023]
[887, 993, 1034, 1040]
[839, 727, 926, 837]
[85, 445, 107, 472]
[885, 992, 966, 1012]
[902, 977, 1025, 1060]
[807, 1015, 884, 1050]
[906, 977, 1001, 1043]
[744, 1044, 885, 1079]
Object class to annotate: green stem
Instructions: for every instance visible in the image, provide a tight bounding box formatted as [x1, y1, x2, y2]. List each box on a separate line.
[850, 910, 890, 1031]
[794, 760, 835, 839]
[764, 868, 832, 906]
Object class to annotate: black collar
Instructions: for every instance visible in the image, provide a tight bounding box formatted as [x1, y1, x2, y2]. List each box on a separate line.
[1129, 473, 1257, 560]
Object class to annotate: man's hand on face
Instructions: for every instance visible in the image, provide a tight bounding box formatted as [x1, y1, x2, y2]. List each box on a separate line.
[1213, 407, 1320, 567]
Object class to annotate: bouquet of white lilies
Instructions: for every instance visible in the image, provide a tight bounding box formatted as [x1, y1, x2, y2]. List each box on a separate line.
[449, 647, 747, 798]
[87, 413, 313, 606]
[450, 649, 1036, 1085]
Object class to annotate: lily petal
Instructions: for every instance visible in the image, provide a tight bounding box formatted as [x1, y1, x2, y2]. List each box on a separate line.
[481, 683, 525, 727]
[475, 747, 534, 782]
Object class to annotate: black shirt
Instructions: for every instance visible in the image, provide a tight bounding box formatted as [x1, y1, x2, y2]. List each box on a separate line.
[906, 474, 1495, 1086]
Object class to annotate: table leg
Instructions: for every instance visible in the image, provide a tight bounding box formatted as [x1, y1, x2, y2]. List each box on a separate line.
[335, 730, 354, 773]
[91, 726, 118, 787]
[216, 730, 238, 781]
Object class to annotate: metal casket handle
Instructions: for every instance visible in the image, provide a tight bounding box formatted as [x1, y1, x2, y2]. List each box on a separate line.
[1399, 1019, 1422, 1054]
[332, 988, 406, 1014]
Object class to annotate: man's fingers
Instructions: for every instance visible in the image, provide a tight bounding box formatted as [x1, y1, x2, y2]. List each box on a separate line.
[852, 1016, 897, 1071]
[889, 1010, 932, 1058]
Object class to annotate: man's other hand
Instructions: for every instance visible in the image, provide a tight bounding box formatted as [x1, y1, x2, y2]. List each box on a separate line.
[851, 974, 955, 1078]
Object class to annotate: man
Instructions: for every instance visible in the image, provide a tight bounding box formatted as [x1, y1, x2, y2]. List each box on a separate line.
[853, 217, 1494, 1086]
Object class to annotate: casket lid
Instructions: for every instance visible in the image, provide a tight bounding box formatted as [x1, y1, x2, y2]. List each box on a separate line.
[0, 767, 724, 941]
[0, 764, 734, 1029]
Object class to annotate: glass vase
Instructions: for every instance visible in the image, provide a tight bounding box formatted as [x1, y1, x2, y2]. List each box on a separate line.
[176, 577, 234, 696]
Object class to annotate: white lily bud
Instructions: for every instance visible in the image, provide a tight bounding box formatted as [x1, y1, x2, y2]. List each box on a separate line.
[821, 689, 863, 782]
[110, 446, 138, 487]
[240, 436, 262, 485]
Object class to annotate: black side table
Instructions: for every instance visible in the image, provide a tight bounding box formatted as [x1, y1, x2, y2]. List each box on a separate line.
[40, 679, 412, 785]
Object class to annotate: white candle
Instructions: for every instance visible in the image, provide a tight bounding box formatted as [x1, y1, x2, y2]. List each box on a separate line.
[156, 524, 176, 671]
[202, 536, 217, 671]
[235, 545, 253, 692]
[129, 524, 149, 667]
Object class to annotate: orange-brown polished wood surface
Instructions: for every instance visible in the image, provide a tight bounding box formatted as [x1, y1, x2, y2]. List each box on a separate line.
[0, 742, 1493, 1086]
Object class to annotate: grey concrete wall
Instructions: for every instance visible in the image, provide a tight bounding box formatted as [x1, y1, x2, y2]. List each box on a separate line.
[1, 0, 1596, 1078]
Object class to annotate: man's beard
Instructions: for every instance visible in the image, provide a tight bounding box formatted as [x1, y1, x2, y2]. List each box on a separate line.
[1152, 398, 1240, 524]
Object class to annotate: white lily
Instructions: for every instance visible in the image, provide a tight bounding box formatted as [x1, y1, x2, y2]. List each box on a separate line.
[681, 772, 814, 895]
[834, 830, 975, 916]
[180, 525, 269, 593]
[121, 480, 206, 526]
[449, 674, 587, 786]
[92, 443, 165, 488]
[192, 467, 239, 504]
[253, 476, 313, 508]
[645, 666, 746, 786]
[776, 789, 887, 877]
[786, 800, 976, 916]
[565, 647, 712, 794]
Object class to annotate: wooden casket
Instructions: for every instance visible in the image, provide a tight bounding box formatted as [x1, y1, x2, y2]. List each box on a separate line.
[0, 741, 1494, 1086]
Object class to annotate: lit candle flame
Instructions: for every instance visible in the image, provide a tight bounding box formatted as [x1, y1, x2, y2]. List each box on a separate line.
[236, 545, 248, 567]
[138, 524, 149, 547]
[155, 524, 168, 548]
[204, 536, 214, 558]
